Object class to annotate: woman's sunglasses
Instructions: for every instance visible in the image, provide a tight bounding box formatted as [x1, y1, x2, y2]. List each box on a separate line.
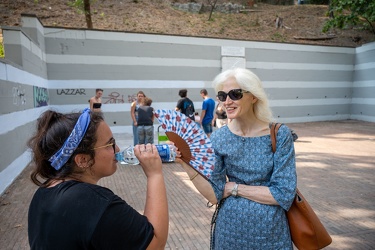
[217, 89, 251, 102]
[93, 139, 116, 154]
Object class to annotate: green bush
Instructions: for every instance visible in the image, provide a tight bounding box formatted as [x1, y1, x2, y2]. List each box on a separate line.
[0, 43, 4, 58]
[323, 0, 375, 34]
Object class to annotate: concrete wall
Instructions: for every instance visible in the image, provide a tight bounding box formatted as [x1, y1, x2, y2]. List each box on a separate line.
[0, 15, 374, 195]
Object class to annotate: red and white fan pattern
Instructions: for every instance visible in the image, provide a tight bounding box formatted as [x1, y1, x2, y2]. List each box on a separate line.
[154, 109, 215, 179]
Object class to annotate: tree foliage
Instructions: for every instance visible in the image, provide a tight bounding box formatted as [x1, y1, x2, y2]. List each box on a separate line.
[323, 0, 375, 34]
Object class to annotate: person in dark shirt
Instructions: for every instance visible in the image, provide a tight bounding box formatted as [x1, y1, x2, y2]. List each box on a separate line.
[137, 97, 155, 144]
[175, 89, 195, 121]
[27, 108, 168, 250]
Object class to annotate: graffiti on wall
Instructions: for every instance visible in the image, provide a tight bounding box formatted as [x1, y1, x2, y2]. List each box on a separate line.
[103, 92, 125, 104]
[12, 86, 26, 106]
[57, 89, 86, 95]
[55, 89, 130, 104]
[128, 94, 137, 103]
[34, 86, 49, 107]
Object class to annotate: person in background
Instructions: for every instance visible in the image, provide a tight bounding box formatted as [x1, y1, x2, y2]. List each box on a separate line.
[199, 89, 215, 138]
[137, 97, 155, 144]
[212, 99, 228, 128]
[175, 89, 195, 121]
[130, 91, 146, 145]
[89, 88, 103, 112]
[194, 112, 201, 127]
[177, 68, 297, 249]
[27, 108, 168, 249]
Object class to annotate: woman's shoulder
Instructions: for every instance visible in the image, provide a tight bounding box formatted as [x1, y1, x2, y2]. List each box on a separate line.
[274, 123, 292, 136]
[61, 181, 116, 201]
[211, 125, 231, 140]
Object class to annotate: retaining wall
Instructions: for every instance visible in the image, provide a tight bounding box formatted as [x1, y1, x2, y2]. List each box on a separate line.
[0, 14, 374, 194]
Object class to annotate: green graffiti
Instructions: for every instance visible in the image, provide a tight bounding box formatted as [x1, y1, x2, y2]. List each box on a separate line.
[34, 86, 49, 107]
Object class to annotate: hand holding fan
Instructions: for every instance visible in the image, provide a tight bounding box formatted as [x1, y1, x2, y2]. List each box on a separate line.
[154, 109, 215, 179]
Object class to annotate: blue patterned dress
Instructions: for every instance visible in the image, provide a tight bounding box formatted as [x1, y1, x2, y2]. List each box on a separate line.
[209, 124, 297, 249]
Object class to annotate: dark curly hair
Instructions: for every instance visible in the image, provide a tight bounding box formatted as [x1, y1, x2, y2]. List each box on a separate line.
[27, 110, 104, 187]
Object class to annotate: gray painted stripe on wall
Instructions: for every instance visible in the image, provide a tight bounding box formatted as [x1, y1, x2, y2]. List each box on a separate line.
[46, 55, 220, 67]
[247, 62, 353, 71]
[45, 38, 221, 59]
[0, 107, 48, 135]
[272, 104, 351, 118]
[0, 150, 31, 196]
[46, 64, 221, 80]
[351, 104, 375, 116]
[262, 81, 353, 88]
[278, 114, 351, 123]
[0, 121, 35, 172]
[246, 48, 354, 65]
[21, 47, 48, 78]
[0, 81, 35, 114]
[354, 68, 375, 81]
[251, 68, 353, 82]
[0, 63, 48, 87]
[48, 80, 211, 89]
[270, 98, 351, 106]
[355, 48, 375, 64]
[4, 44, 23, 67]
[267, 87, 352, 100]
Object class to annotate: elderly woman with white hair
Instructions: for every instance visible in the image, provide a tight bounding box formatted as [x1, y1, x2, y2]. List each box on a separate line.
[177, 68, 297, 249]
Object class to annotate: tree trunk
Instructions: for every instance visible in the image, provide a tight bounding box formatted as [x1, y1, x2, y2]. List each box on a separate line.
[84, 0, 93, 29]
[208, 0, 218, 21]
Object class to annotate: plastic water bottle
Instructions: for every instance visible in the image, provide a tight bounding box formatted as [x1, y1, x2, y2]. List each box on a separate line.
[116, 144, 177, 165]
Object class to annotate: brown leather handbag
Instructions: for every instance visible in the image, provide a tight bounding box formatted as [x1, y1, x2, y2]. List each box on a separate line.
[271, 123, 332, 250]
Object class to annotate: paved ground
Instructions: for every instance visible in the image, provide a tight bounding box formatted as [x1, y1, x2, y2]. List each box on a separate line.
[0, 120, 374, 249]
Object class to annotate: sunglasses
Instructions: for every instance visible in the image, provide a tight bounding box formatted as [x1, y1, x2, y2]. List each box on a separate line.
[217, 89, 251, 102]
[93, 139, 116, 154]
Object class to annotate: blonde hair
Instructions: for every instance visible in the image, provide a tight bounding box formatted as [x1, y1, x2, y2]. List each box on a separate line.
[212, 68, 273, 123]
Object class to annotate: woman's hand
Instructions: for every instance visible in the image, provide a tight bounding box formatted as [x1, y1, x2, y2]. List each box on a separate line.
[134, 144, 162, 178]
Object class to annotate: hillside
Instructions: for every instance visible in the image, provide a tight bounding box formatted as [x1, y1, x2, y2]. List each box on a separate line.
[0, 0, 374, 47]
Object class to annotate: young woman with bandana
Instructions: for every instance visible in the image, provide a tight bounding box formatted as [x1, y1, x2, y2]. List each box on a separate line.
[27, 108, 168, 250]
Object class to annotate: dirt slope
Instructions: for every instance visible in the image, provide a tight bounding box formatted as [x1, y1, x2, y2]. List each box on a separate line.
[0, 0, 374, 47]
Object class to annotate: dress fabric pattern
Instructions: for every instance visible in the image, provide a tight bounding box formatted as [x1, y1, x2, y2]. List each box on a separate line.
[209, 125, 297, 250]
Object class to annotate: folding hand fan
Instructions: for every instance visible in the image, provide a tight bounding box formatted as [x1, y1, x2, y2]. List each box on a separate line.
[154, 109, 215, 179]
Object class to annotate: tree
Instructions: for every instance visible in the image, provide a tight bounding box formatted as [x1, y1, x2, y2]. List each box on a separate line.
[323, 0, 375, 35]
[207, 0, 219, 21]
[70, 0, 93, 29]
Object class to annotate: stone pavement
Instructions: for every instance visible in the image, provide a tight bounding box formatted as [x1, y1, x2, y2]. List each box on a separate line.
[0, 120, 374, 249]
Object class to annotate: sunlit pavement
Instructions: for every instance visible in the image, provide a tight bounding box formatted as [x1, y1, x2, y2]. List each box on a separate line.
[0, 120, 374, 249]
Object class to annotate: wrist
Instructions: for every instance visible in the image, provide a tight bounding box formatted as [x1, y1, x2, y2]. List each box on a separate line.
[231, 183, 239, 197]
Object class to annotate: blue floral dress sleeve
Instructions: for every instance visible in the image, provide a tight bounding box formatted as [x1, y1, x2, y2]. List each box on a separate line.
[208, 124, 296, 249]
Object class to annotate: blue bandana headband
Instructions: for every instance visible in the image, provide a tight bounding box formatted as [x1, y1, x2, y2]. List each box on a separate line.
[49, 108, 91, 170]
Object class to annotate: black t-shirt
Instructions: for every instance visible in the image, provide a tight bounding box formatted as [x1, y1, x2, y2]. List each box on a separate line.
[28, 181, 154, 250]
[176, 97, 195, 121]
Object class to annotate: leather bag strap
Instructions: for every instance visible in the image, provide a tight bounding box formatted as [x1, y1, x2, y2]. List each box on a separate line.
[270, 123, 282, 153]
